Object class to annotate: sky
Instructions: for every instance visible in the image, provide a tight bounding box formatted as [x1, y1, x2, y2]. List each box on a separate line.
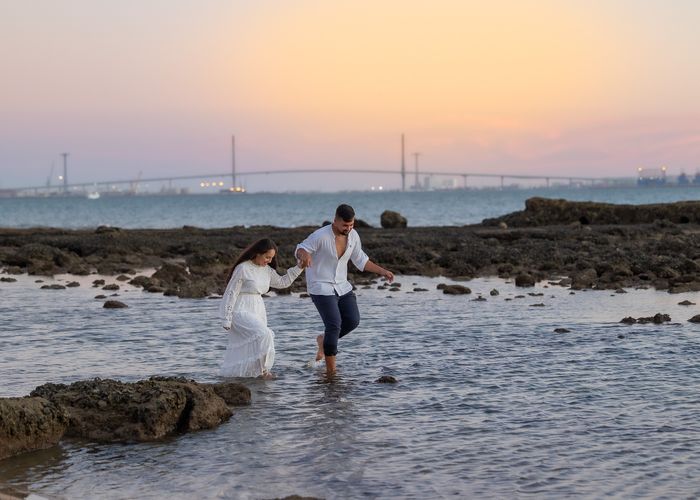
[1, 0, 700, 192]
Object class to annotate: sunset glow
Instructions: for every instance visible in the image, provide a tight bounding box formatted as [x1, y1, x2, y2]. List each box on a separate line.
[2, 0, 700, 190]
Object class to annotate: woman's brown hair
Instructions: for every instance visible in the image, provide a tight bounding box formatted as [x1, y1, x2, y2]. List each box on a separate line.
[226, 238, 279, 282]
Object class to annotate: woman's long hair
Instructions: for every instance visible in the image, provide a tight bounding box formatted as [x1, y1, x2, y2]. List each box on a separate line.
[226, 238, 279, 282]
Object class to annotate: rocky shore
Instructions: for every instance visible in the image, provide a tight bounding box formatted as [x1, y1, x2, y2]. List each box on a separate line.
[2, 198, 700, 294]
[0, 377, 250, 461]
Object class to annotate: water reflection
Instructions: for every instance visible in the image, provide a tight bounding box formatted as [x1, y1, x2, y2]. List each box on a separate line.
[3, 274, 700, 498]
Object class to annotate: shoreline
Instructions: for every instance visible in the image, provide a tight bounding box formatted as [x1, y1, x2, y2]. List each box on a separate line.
[2, 198, 700, 296]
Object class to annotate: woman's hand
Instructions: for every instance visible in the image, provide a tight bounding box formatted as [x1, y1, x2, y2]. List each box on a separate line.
[297, 248, 312, 268]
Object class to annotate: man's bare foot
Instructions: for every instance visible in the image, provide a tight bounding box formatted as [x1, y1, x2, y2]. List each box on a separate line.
[315, 334, 324, 361]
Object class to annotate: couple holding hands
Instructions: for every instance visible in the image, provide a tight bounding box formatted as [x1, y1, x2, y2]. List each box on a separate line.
[219, 204, 394, 378]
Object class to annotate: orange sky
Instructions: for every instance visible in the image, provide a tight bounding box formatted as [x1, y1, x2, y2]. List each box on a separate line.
[2, 0, 700, 191]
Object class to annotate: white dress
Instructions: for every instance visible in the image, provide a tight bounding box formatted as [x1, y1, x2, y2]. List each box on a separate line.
[219, 260, 303, 377]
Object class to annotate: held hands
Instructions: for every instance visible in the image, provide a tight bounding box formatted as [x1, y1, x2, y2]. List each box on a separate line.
[297, 249, 312, 269]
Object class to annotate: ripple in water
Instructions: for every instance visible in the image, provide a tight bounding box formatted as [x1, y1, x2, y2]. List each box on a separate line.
[2, 274, 700, 498]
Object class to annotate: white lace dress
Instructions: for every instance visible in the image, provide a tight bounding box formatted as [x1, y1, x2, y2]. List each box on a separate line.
[219, 260, 303, 377]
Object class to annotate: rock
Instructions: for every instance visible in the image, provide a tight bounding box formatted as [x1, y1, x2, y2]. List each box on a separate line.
[30, 377, 232, 442]
[689, 315, 700, 323]
[116, 275, 131, 281]
[40, 284, 66, 290]
[489, 289, 499, 296]
[380, 210, 407, 229]
[530, 303, 545, 307]
[571, 268, 598, 290]
[553, 328, 570, 333]
[440, 284, 471, 295]
[354, 219, 372, 228]
[129, 276, 152, 288]
[375, 376, 398, 383]
[103, 300, 128, 309]
[483, 197, 700, 227]
[92, 279, 106, 286]
[300, 293, 310, 298]
[0, 397, 68, 460]
[95, 225, 121, 234]
[207, 382, 252, 406]
[471, 296, 487, 302]
[622, 313, 671, 324]
[152, 262, 191, 286]
[102, 284, 120, 291]
[679, 300, 696, 306]
[637, 313, 671, 324]
[66, 281, 80, 287]
[0, 277, 17, 283]
[94, 295, 107, 299]
[413, 287, 428, 292]
[515, 274, 536, 287]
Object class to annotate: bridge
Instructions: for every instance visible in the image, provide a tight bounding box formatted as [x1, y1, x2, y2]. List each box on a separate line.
[4, 168, 630, 196]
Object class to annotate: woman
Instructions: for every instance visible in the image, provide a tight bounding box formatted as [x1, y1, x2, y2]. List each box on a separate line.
[219, 238, 304, 379]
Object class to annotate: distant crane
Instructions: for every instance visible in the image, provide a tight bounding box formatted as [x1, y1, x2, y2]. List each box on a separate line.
[46, 161, 55, 188]
[129, 170, 143, 194]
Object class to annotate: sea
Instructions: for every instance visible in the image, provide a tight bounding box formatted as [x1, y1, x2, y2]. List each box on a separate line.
[2, 185, 700, 229]
[2, 186, 700, 499]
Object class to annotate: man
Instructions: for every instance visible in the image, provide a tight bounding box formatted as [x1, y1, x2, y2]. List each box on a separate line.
[296, 204, 394, 376]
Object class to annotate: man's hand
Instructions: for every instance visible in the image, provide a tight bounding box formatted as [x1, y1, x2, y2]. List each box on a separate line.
[297, 248, 313, 268]
[383, 270, 395, 283]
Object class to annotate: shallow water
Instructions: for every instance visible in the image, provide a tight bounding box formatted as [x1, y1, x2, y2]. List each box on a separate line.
[2, 274, 700, 498]
[2, 186, 700, 229]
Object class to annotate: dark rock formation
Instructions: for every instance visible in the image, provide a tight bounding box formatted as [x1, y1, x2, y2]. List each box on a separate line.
[484, 197, 700, 227]
[208, 382, 252, 406]
[437, 283, 471, 295]
[30, 377, 233, 443]
[380, 210, 407, 228]
[0, 397, 68, 461]
[3, 199, 700, 295]
[103, 300, 128, 309]
[621, 313, 671, 324]
[515, 274, 535, 287]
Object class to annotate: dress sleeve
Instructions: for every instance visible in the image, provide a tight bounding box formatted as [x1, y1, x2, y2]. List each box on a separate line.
[220, 265, 244, 328]
[268, 264, 303, 289]
[350, 233, 369, 271]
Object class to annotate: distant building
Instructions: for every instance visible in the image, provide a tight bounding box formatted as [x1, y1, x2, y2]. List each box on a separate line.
[678, 172, 690, 185]
[637, 166, 667, 186]
[0, 189, 17, 198]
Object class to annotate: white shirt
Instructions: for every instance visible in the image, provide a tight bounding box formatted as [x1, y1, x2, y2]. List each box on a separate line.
[296, 225, 369, 296]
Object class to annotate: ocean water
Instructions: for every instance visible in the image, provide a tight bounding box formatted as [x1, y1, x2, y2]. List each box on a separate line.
[1, 186, 700, 229]
[2, 273, 700, 498]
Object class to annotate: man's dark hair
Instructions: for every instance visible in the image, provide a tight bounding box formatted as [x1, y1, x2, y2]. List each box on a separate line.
[335, 204, 355, 222]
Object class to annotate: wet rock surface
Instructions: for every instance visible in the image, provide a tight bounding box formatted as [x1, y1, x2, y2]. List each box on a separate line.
[2, 198, 700, 294]
[0, 397, 68, 461]
[0, 377, 252, 461]
[28, 377, 241, 443]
